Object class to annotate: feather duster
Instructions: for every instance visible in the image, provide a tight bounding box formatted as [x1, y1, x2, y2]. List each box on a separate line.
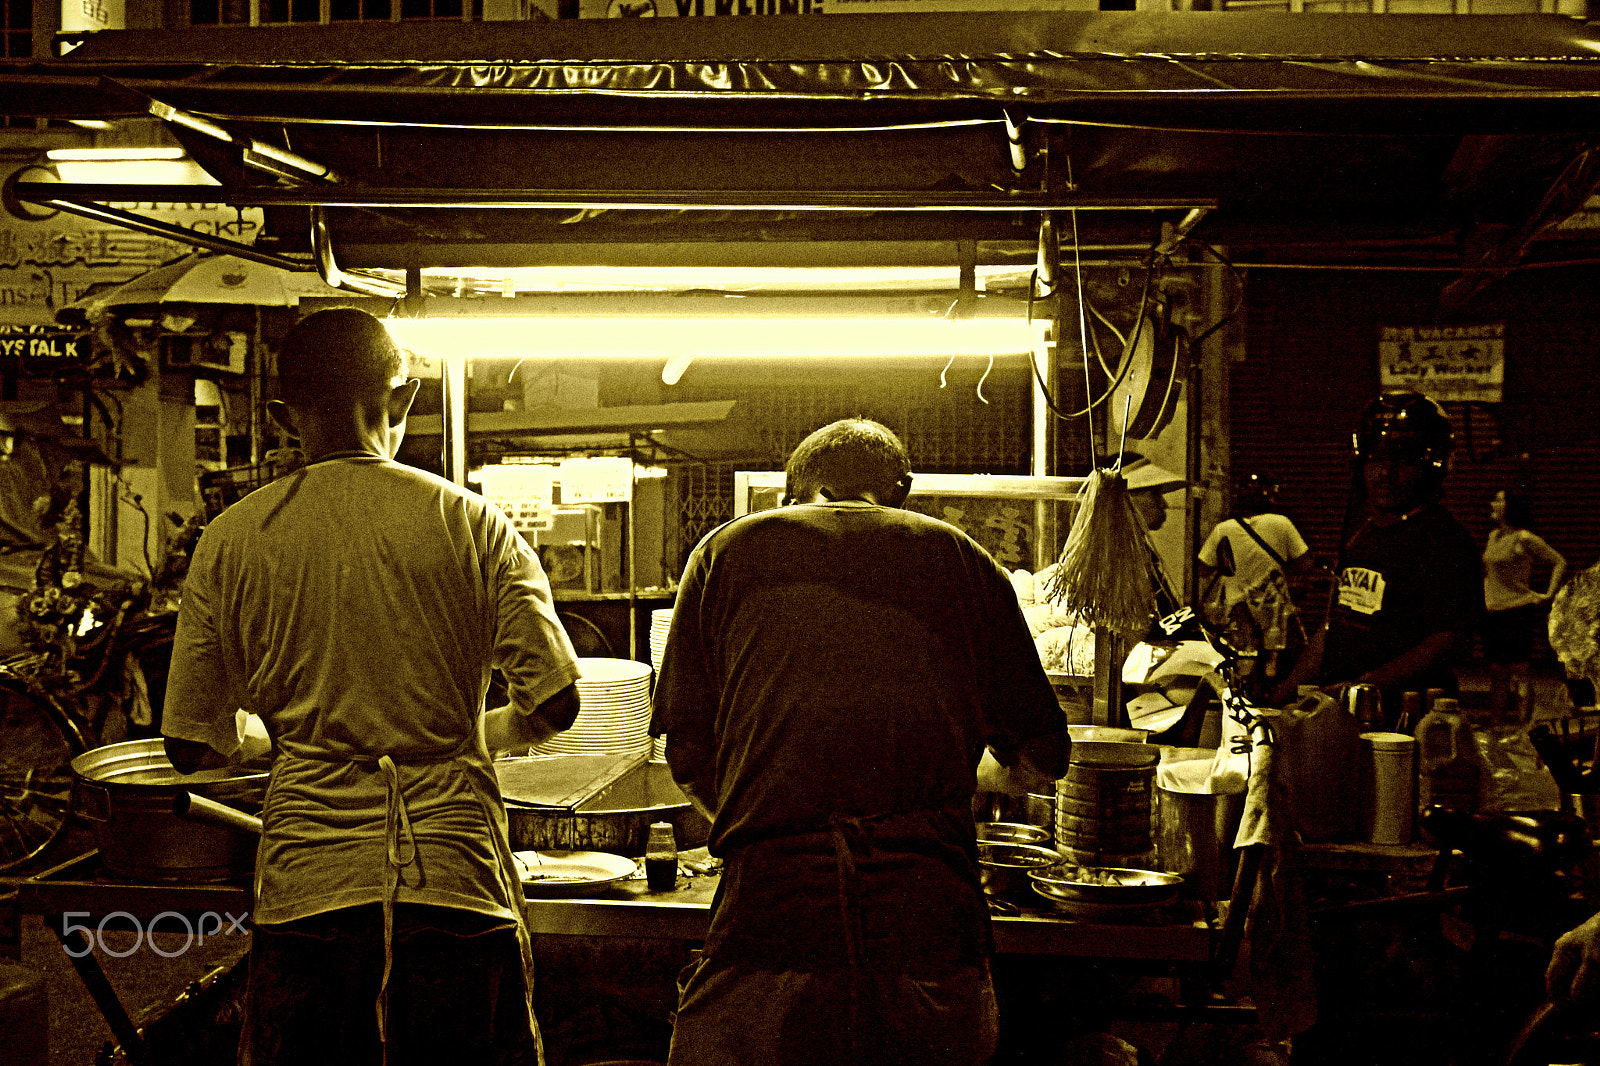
[1042, 467, 1159, 643]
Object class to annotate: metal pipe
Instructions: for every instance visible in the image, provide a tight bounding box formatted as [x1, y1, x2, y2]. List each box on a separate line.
[172, 790, 264, 836]
[13, 181, 1218, 213]
[147, 97, 342, 184]
[311, 206, 406, 298]
[29, 198, 317, 271]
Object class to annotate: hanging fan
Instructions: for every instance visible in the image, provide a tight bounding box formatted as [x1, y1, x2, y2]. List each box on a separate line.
[1107, 312, 1188, 443]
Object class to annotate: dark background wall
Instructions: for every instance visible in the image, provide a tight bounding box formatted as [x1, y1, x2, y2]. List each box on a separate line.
[1231, 265, 1600, 586]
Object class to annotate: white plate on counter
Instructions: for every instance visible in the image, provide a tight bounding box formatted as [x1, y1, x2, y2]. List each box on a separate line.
[513, 849, 639, 897]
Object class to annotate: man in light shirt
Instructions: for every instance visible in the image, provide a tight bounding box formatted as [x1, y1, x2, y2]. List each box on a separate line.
[163, 307, 581, 1066]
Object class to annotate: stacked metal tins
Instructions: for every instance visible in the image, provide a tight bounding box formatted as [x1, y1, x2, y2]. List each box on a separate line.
[1056, 737, 1160, 868]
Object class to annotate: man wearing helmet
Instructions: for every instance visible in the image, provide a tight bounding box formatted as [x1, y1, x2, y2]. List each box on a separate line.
[1272, 390, 1483, 719]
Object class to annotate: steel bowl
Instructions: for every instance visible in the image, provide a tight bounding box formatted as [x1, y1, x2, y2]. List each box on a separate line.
[1028, 863, 1183, 904]
[977, 841, 1063, 903]
[976, 822, 1052, 847]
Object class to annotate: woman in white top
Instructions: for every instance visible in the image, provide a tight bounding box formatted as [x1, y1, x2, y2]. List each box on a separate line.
[1482, 487, 1567, 719]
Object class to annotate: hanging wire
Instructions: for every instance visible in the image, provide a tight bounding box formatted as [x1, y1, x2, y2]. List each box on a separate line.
[1183, 238, 1246, 348]
[976, 353, 993, 404]
[1025, 262, 1154, 421]
[1069, 207, 1096, 458]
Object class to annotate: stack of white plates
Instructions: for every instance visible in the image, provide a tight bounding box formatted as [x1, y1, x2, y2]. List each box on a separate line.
[530, 657, 654, 758]
[647, 609, 674, 761]
[649, 608, 673, 675]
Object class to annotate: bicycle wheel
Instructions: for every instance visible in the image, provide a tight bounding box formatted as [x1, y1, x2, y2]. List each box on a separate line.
[0, 681, 86, 873]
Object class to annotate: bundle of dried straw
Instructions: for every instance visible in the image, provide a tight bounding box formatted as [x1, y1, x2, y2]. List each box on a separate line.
[1042, 467, 1159, 642]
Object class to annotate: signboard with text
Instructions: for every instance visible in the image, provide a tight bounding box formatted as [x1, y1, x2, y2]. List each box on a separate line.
[1379, 323, 1505, 403]
[0, 165, 264, 328]
[0, 327, 91, 362]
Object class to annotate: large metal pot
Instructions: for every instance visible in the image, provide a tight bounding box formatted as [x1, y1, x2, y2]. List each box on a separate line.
[71, 739, 267, 883]
[504, 759, 709, 857]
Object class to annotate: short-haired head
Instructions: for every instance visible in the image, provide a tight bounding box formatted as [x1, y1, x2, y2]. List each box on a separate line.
[275, 307, 406, 408]
[1234, 471, 1281, 516]
[1500, 487, 1535, 529]
[784, 418, 911, 505]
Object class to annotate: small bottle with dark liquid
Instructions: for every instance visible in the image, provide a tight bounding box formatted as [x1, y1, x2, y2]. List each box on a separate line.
[645, 821, 678, 892]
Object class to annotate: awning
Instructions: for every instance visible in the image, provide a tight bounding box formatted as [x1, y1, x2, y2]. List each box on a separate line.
[4, 11, 1600, 274]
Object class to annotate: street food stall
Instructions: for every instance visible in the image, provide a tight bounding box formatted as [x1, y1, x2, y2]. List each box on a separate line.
[5, 8, 1600, 1066]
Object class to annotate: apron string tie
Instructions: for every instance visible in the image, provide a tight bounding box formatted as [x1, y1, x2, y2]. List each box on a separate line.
[376, 753, 419, 1057]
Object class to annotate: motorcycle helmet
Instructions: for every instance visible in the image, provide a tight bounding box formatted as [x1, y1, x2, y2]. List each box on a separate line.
[1351, 389, 1453, 470]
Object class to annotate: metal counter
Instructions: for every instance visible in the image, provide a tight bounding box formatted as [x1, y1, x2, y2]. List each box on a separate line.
[19, 850, 1214, 965]
[523, 871, 1215, 963]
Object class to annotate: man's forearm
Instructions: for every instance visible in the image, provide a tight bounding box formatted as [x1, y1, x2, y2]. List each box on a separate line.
[662, 734, 717, 821]
[482, 683, 580, 754]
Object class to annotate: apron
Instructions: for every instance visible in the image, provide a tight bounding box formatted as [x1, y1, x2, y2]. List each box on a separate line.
[260, 735, 542, 1066]
[677, 802, 993, 1065]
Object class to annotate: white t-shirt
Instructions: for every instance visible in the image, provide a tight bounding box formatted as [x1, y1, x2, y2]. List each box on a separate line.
[163, 455, 580, 924]
[1198, 512, 1309, 609]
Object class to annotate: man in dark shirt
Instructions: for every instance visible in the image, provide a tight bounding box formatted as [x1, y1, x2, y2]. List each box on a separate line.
[1274, 390, 1483, 716]
[651, 418, 1069, 1066]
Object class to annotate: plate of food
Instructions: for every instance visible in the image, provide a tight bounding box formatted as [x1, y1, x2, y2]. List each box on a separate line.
[512, 849, 639, 897]
[1029, 863, 1183, 905]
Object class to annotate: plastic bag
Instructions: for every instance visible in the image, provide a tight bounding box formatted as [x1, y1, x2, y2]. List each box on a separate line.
[1473, 722, 1562, 812]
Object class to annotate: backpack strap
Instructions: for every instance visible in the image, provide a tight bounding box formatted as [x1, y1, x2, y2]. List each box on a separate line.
[1236, 517, 1288, 571]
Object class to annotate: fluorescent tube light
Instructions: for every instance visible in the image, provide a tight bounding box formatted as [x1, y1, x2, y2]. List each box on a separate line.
[384, 315, 1035, 361]
[46, 147, 186, 161]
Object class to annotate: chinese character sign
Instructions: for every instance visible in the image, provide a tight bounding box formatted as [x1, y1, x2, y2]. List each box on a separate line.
[1378, 323, 1505, 403]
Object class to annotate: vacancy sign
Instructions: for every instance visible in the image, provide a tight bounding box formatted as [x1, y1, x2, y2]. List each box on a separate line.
[1379, 324, 1504, 403]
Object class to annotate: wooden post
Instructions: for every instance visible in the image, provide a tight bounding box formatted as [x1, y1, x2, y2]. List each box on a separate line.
[1093, 627, 1126, 728]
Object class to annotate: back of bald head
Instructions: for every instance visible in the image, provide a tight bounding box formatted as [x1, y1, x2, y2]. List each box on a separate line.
[276, 307, 406, 408]
[785, 418, 910, 503]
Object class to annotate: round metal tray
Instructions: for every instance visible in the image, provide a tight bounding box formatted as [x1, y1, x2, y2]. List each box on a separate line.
[1028, 863, 1183, 904]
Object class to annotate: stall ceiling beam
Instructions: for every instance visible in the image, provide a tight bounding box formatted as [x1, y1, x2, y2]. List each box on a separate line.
[405, 401, 740, 439]
[13, 182, 1217, 214]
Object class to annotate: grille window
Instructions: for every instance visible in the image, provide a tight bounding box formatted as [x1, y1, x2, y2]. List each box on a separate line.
[1, 0, 28, 56]
[191, 0, 481, 24]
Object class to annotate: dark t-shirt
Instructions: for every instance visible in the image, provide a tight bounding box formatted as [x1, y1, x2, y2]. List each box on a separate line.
[651, 500, 1067, 965]
[1320, 502, 1484, 700]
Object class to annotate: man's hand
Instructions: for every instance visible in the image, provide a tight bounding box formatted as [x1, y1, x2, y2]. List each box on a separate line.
[1548, 911, 1600, 1005]
[977, 748, 1056, 797]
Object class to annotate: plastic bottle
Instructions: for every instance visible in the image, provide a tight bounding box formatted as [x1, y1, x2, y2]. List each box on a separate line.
[1396, 691, 1423, 734]
[645, 821, 679, 892]
[1345, 683, 1384, 733]
[1279, 688, 1362, 842]
[1414, 697, 1481, 814]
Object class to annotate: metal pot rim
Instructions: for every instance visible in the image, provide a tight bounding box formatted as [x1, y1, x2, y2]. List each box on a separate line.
[71, 738, 269, 788]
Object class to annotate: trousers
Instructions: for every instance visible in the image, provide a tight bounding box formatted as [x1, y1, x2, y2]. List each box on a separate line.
[241, 902, 538, 1066]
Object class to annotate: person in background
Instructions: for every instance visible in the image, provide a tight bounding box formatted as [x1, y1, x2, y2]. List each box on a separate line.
[1548, 911, 1600, 1006]
[1113, 452, 1187, 536]
[1272, 390, 1483, 721]
[1198, 473, 1314, 700]
[652, 417, 1070, 1066]
[1482, 486, 1567, 721]
[162, 307, 581, 1065]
